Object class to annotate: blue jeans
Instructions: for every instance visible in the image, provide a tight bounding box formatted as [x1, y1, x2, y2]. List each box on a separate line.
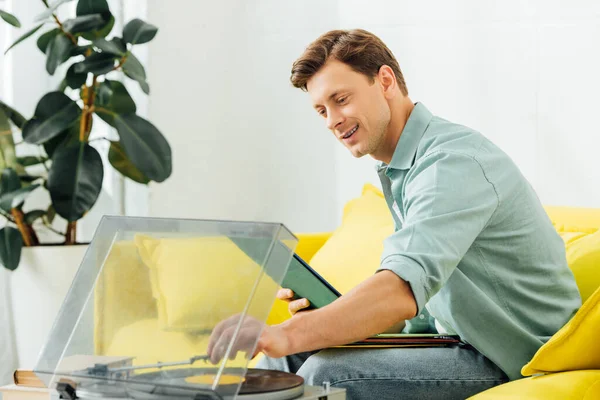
[256, 345, 508, 399]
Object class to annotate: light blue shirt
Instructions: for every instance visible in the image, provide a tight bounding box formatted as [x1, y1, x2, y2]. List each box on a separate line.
[376, 103, 581, 380]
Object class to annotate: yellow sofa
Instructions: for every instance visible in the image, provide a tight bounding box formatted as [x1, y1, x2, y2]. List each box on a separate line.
[95, 185, 600, 398]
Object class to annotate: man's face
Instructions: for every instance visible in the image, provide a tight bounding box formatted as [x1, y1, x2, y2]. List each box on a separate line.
[307, 59, 391, 158]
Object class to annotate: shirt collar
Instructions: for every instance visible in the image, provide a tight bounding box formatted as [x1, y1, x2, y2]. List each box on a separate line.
[376, 102, 433, 172]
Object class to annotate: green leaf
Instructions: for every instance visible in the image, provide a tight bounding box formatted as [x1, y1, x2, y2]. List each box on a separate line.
[58, 79, 68, 92]
[37, 28, 60, 54]
[17, 156, 48, 167]
[34, 0, 75, 23]
[22, 92, 81, 145]
[93, 37, 126, 55]
[71, 45, 91, 57]
[0, 108, 17, 171]
[18, 174, 43, 183]
[4, 24, 44, 55]
[76, 0, 109, 15]
[108, 141, 149, 184]
[46, 33, 75, 75]
[0, 107, 10, 134]
[95, 80, 136, 126]
[123, 19, 158, 45]
[138, 80, 150, 95]
[65, 63, 88, 89]
[0, 184, 40, 212]
[45, 205, 56, 224]
[122, 53, 150, 94]
[47, 142, 104, 221]
[25, 209, 46, 224]
[0, 9, 21, 28]
[122, 53, 145, 79]
[76, 0, 112, 40]
[112, 114, 171, 182]
[0, 100, 26, 129]
[74, 52, 116, 75]
[0, 227, 23, 271]
[43, 121, 79, 157]
[63, 14, 105, 34]
[83, 14, 114, 41]
[0, 168, 20, 195]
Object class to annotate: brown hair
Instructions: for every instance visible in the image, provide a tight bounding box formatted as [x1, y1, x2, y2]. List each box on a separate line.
[290, 29, 408, 95]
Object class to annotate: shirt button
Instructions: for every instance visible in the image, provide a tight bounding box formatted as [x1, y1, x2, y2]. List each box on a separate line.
[419, 314, 425, 320]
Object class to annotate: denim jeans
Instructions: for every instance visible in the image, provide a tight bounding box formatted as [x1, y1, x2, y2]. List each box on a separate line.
[256, 344, 509, 400]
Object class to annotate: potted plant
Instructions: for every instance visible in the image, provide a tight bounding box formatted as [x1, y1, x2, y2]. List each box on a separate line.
[0, 0, 172, 368]
[0, 0, 171, 270]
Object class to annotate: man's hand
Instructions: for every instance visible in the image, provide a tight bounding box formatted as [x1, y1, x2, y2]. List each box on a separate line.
[277, 288, 311, 315]
[207, 314, 293, 364]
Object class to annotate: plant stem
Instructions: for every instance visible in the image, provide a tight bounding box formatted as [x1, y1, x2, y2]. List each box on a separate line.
[11, 209, 39, 246]
[80, 77, 98, 143]
[41, 0, 78, 45]
[37, 221, 66, 237]
[65, 221, 77, 245]
[111, 54, 129, 72]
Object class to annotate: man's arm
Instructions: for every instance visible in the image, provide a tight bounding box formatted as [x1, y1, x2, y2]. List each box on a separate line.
[259, 270, 417, 358]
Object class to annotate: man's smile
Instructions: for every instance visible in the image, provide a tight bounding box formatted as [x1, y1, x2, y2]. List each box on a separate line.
[341, 124, 359, 140]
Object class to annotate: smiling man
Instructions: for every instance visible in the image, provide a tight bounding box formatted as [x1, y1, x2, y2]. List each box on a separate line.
[209, 29, 581, 399]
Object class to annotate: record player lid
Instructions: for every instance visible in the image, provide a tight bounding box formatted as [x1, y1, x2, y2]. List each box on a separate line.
[32, 216, 297, 399]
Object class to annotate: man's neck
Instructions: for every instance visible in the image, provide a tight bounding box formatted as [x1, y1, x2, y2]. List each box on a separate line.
[372, 97, 414, 164]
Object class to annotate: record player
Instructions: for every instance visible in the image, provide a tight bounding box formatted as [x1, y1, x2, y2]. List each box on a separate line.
[32, 216, 345, 400]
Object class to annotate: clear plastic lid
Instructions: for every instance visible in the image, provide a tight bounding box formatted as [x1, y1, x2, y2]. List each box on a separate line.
[33, 216, 297, 399]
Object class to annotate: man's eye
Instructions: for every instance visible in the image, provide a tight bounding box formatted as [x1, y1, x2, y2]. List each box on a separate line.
[337, 97, 347, 104]
[318, 109, 326, 116]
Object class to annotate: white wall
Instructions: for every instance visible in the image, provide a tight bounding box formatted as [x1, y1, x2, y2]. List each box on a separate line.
[147, 1, 600, 233]
[146, 0, 340, 232]
[336, 0, 600, 213]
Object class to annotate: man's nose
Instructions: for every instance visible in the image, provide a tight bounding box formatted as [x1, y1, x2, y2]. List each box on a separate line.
[327, 111, 343, 131]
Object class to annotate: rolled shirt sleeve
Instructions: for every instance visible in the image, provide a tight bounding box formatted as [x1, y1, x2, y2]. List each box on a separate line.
[378, 150, 500, 314]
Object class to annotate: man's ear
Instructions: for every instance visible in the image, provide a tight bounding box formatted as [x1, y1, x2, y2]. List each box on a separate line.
[378, 65, 396, 99]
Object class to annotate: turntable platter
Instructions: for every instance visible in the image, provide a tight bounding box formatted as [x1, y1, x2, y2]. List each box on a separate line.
[74, 368, 305, 400]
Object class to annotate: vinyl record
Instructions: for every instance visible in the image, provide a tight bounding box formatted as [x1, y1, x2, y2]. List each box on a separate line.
[122, 367, 304, 400]
[239, 369, 304, 395]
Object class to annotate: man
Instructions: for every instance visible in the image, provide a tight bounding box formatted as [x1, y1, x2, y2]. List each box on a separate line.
[209, 29, 581, 399]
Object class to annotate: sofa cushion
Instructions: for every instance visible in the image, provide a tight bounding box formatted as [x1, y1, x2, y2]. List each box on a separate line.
[308, 184, 394, 295]
[560, 229, 600, 303]
[468, 369, 600, 399]
[521, 284, 600, 375]
[135, 235, 279, 332]
[105, 318, 256, 368]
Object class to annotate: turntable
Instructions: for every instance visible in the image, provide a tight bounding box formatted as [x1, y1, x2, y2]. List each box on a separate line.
[31, 217, 346, 400]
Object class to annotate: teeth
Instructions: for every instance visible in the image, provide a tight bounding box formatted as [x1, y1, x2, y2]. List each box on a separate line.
[343, 125, 358, 139]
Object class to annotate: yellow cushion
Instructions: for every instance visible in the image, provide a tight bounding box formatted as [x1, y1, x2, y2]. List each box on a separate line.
[105, 318, 257, 368]
[308, 184, 394, 295]
[94, 240, 156, 354]
[520, 284, 600, 376]
[545, 206, 600, 235]
[469, 369, 600, 399]
[135, 235, 279, 332]
[561, 230, 600, 303]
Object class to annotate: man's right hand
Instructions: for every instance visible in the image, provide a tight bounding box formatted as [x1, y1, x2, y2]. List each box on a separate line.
[277, 288, 311, 316]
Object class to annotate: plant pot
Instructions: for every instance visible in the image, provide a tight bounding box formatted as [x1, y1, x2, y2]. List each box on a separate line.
[9, 244, 88, 370]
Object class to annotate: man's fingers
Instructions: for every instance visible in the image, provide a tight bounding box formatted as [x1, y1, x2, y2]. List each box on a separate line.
[277, 288, 295, 300]
[208, 314, 241, 355]
[210, 321, 263, 364]
[288, 298, 310, 315]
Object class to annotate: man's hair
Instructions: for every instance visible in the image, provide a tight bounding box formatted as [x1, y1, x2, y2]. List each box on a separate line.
[290, 29, 408, 95]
